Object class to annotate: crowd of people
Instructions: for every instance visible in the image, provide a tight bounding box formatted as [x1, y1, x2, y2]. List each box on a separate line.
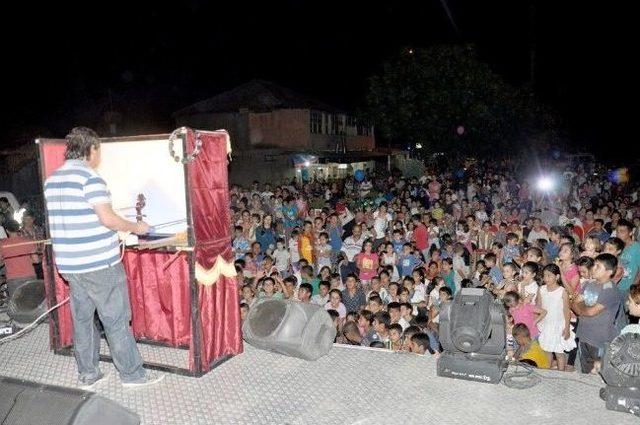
[232, 159, 640, 372]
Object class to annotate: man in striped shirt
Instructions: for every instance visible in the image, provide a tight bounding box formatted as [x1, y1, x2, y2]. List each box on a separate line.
[44, 127, 162, 389]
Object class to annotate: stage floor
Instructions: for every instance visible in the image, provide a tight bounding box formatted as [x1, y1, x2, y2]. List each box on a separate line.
[0, 324, 636, 425]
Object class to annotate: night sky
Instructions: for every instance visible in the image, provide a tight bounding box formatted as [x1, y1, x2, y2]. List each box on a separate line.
[2, 1, 634, 160]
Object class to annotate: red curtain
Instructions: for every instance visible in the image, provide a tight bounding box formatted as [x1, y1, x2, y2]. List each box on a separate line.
[41, 141, 74, 349]
[122, 250, 191, 346]
[186, 129, 243, 372]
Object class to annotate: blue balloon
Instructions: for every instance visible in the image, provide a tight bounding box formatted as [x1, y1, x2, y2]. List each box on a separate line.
[354, 169, 365, 182]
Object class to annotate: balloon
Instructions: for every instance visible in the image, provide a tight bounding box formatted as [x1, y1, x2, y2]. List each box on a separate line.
[354, 169, 365, 182]
[456, 125, 465, 136]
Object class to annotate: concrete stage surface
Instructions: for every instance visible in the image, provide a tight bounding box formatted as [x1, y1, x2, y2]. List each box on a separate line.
[0, 324, 635, 425]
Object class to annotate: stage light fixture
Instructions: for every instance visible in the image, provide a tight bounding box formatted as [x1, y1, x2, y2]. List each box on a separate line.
[600, 332, 640, 417]
[437, 288, 507, 384]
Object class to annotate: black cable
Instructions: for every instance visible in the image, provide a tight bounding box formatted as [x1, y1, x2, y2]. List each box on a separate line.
[502, 361, 602, 390]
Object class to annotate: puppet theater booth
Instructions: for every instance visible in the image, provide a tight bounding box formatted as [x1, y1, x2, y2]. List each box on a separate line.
[37, 127, 243, 376]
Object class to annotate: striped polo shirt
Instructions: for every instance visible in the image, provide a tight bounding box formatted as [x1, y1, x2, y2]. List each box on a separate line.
[44, 159, 120, 274]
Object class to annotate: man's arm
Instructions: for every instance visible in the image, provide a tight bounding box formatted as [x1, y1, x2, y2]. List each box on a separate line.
[571, 300, 605, 317]
[94, 203, 150, 235]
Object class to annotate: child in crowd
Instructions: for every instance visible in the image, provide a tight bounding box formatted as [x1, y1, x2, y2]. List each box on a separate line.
[502, 233, 520, 264]
[315, 232, 332, 270]
[356, 239, 379, 287]
[577, 256, 595, 286]
[391, 229, 405, 255]
[312, 281, 331, 305]
[519, 262, 539, 304]
[273, 238, 291, 275]
[388, 324, 404, 351]
[513, 323, 551, 369]
[428, 276, 446, 309]
[233, 225, 251, 260]
[325, 289, 347, 319]
[410, 333, 431, 355]
[503, 291, 546, 340]
[440, 258, 456, 296]
[537, 264, 575, 371]
[289, 229, 301, 264]
[397, 243, 420, 279]
[582, 236, 601, 259]
[371, 311, 391, 347]
[358, 310, 376, 346]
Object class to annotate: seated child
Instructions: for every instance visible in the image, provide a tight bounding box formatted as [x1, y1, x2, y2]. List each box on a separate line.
[513, 323, 551, 369]
[388, 323, 404, 351]
[410, 333, 431, 355]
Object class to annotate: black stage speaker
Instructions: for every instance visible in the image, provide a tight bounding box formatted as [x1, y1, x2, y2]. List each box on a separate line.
[6, 279, 48, 327]
[242, 299, 336, 360]
[0, 376, 140, 425]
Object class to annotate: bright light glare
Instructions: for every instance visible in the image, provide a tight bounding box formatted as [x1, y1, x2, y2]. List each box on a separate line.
[13, 207, 26, 224]
[304, 161, 310, 167]
[536, 176, 554, 191]
[415, 143, 423, 149]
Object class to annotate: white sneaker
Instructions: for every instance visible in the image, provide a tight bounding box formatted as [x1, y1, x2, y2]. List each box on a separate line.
[122, 373, 165, 389]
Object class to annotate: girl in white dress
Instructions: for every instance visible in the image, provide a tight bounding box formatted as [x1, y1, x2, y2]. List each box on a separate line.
[536, 264, 576, 371]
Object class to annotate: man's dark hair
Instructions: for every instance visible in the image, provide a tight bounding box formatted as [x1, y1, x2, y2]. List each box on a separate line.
[484, 253, 497, 264]
[299, 283, 313, 295]
[595, 253, 618, 273]
[388, 323, 403, 334]
[373, 311, 391, 327]
[522, 261, 539, 276]
[387, 302, 401, 312]
[369, 341, 386, 348]
[3, 219, 20, 233]
[404, 325, 421, 337]
[326, 309, 340, 320]
[439, 286, 452, 298]
[617, 219, 634, 232]
[526, 247, 543, 260]
[358, 309, 374, 324]
[318, 280, 331, 290]
[512, 323, 531, 338]
[577, 256, 595, 268]
[369, 295, 383, 305]
[64, 127, 100, 160]
[411, 333, 430, 350]
[284, 276, 298, 285]
[605, 237, 625, 252]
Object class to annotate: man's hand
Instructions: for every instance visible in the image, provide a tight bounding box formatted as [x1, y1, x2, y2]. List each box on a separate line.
[134, 221, 151, 235]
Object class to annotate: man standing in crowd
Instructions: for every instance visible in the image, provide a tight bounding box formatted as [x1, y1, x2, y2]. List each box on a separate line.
[616, 219, 640, 295]
[44, 127, 163, 389]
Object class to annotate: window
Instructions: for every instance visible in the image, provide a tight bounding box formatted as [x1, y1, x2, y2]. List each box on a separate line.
[331, 114, 340, 135]
[357, 121, 372, 136]
[310, 111, 322, 134]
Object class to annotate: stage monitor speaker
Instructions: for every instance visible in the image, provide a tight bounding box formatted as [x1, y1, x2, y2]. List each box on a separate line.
[242, 299, 336, 360]
[6, 279, 47, 327]
[0, 376, 140, 425]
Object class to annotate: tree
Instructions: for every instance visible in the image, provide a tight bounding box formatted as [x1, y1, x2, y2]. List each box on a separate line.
[365, 45, 561, 159]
